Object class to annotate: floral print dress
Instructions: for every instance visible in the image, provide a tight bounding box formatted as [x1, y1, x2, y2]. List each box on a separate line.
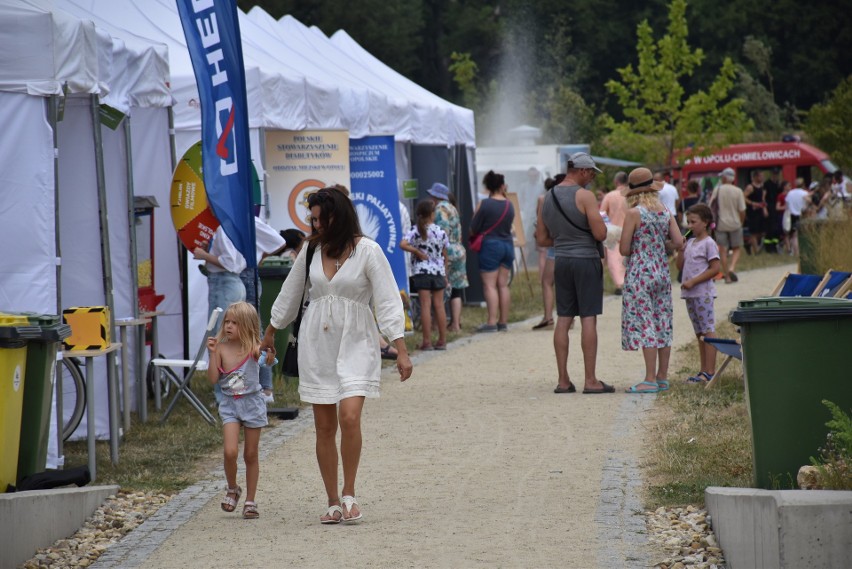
[621, 207, 673, 350]
[434, 201, 469, 289]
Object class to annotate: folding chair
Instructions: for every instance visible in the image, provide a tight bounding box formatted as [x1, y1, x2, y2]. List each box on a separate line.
[768, 272, 823, 297]
[812, 269, 852, 298]
[148, 307, 221, 426]
[702, 337, 742, 389]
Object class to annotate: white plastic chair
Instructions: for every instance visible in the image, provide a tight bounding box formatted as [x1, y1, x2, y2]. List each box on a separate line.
[148, 307, 222, 426]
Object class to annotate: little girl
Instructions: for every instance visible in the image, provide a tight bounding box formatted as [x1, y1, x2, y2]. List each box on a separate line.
[207, 301, 276, 519]
[401, 200, 450, 350]
[619, 168, 684, 394]
[676, 204, 720, 383]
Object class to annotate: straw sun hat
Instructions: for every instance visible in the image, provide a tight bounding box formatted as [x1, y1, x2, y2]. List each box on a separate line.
[625, 167, 664, 197]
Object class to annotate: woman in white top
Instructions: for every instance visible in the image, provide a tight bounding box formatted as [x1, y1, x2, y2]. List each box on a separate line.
[262, 187, 413, 524]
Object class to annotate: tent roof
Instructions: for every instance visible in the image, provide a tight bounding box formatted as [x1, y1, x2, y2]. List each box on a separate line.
[330, 29, 475, 147]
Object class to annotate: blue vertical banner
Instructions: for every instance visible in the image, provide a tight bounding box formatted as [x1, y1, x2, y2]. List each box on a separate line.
[349, 136, 408, 293]
[176, 0, 256, 267]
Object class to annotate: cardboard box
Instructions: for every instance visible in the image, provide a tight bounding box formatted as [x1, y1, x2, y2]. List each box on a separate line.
[63, 306, 110, 350]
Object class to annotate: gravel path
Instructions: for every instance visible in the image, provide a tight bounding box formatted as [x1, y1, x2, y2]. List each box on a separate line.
[82, 262, 793, 569]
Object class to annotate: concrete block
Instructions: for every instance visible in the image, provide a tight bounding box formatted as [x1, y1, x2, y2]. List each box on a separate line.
[0, 485, 118, 569]
[706, 487, 852, 569]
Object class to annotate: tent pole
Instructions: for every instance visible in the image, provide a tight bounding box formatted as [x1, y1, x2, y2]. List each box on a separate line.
[124, 116, 145, 420]
[91, 95, 116, 330]
[168, 106, 190, 360]
[49, 94, 64, 465]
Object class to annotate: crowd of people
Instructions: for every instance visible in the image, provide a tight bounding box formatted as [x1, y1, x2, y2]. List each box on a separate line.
[198, 156, 849, 524]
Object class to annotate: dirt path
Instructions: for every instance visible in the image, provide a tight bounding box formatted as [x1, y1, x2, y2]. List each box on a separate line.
[104, 262, 794, 569]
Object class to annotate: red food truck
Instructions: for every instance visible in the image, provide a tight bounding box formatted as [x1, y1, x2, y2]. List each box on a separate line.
[674, 140, 838, 190]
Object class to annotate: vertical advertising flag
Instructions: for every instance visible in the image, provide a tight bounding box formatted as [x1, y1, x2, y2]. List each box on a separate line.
[176, 0, 256, 267]
[349, 136, 407, 293]
[264, 130, 350, 232]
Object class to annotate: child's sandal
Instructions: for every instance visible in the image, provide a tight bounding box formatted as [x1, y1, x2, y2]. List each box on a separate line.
[242, 501, 259, 519]
[221, 486, 241, 512]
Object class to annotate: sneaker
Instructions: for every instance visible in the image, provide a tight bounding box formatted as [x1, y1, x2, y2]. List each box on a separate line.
[262, 391, 275, 404]
[475, 324, 498, 333]
[497, 323, 508, 332]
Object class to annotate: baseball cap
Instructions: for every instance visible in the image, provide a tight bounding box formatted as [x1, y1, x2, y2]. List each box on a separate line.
[719, 167, 735, 179]
[567, 152, 602, 173]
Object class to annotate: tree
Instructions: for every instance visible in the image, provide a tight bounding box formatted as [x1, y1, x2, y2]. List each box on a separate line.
[736, 36, 783, 134]
[805, 76, 852, 169]
[604, 0, 752, 167]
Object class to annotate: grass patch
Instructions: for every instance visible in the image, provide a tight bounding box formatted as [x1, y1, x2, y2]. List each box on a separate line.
[644, 319, 754, 508]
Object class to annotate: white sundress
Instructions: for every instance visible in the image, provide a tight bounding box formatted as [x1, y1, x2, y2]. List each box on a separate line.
[269, 239, 404, 404]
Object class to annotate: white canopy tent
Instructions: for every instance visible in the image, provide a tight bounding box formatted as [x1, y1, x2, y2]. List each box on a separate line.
[0, 0, 174, 448]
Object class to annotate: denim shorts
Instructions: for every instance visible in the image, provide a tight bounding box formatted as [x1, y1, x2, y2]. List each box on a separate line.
[218, 391, 268, 428]
[478, 238, 515, 272]
[207, 271, 246, 329]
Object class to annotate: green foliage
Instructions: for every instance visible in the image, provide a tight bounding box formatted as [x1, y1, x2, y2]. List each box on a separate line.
[605, 0, 752, 167]
[808, 400, 852, 490]
[448, 52, 480, 109]
[805, 76, 852, 170]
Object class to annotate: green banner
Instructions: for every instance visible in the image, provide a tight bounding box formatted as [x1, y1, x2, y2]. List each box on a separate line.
[99, 104, 126, 130]
[402, 179, 418, 199]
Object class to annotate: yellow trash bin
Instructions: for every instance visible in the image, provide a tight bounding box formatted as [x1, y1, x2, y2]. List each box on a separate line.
[0, 313, 31, 492]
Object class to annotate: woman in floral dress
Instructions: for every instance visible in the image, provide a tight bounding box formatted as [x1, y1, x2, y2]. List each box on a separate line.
[619, 168, 683, 393]
[427, 182, 469, 331]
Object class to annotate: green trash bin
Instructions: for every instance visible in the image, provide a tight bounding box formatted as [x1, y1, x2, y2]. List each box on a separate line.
[0, 313, 39, 492]
[258, 257, 292, 375]
[730, 296, 852, 489]
[16, 314, 72, 483]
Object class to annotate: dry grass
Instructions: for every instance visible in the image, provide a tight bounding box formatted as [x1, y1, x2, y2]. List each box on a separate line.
[643, 319, 754, 507]
[799, 209, 852, 275]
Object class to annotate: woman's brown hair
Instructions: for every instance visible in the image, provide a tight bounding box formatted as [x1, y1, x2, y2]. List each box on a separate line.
[306, 186, 362, 258]
[415, 200, 434, 239]
[482, 170, 505, 194]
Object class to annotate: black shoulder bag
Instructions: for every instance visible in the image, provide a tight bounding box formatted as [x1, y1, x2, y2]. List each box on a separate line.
[282, 244, 316, 377]
[550, 188, 605, 258]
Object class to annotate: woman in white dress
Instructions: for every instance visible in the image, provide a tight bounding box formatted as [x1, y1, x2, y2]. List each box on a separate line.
[261, 187, 413, 524]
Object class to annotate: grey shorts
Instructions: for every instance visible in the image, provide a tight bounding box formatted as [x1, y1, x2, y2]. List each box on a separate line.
[715, 228, 744, 249]
[554, 257, 603, 317]
[218, 391, 268, 428]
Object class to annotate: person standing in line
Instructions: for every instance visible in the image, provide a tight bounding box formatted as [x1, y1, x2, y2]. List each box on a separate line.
[240, 218, 286, 403]
[207, 302, 276, 519]
[535, 152, 613, 395]
[708, 167, 746, 283]
[620, 168, 684, 394]
[470, 171, 515, 333]
[676, 204, 720, 384]
[401, 200, 450, 350]
[654, 171, 680, 217]
[785, 179, 810, 256]
[600, 171, 629, 295]
[261, 187, 412, 524]
[532, 174, 565, 329]
[427, 182, 468, 332]
[743, 170, 769, 254]
[762, 167, 783, 252]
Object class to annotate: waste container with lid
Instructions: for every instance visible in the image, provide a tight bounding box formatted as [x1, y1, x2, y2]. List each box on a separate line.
[16, 313, 72, 483]
[0, 313, 40, 492]
[258, 257, 292, 375]
[730, 296, 852, 489]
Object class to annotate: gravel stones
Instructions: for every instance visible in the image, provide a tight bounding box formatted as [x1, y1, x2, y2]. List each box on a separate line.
[19, 491, 171, 569]
[646, 505, 727, 569]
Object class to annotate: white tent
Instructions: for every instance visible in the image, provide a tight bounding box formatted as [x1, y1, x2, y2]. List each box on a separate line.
[0, 0, 174, 446]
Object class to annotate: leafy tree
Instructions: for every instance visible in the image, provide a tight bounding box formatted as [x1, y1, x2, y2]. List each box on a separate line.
[448, 52, 480, 109]
[805, 76, 852, 169]
[736, 36, 783, 134]
[604, 0, 752, 167]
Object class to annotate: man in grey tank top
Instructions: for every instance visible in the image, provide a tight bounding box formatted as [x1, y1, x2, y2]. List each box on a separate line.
[535, 152, 615, 394]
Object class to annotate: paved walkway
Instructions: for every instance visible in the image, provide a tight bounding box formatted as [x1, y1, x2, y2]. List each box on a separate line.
[93, 263, 794, 568]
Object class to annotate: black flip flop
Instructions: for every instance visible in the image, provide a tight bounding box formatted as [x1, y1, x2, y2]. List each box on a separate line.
[380, 345, 398, 360]
[583, 381, 615, 394]
[554, 383, 576, 393]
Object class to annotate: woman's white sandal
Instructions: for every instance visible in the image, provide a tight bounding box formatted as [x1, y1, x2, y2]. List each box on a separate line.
[320, 504, 343, 524]
[341, 495, 362, 522]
